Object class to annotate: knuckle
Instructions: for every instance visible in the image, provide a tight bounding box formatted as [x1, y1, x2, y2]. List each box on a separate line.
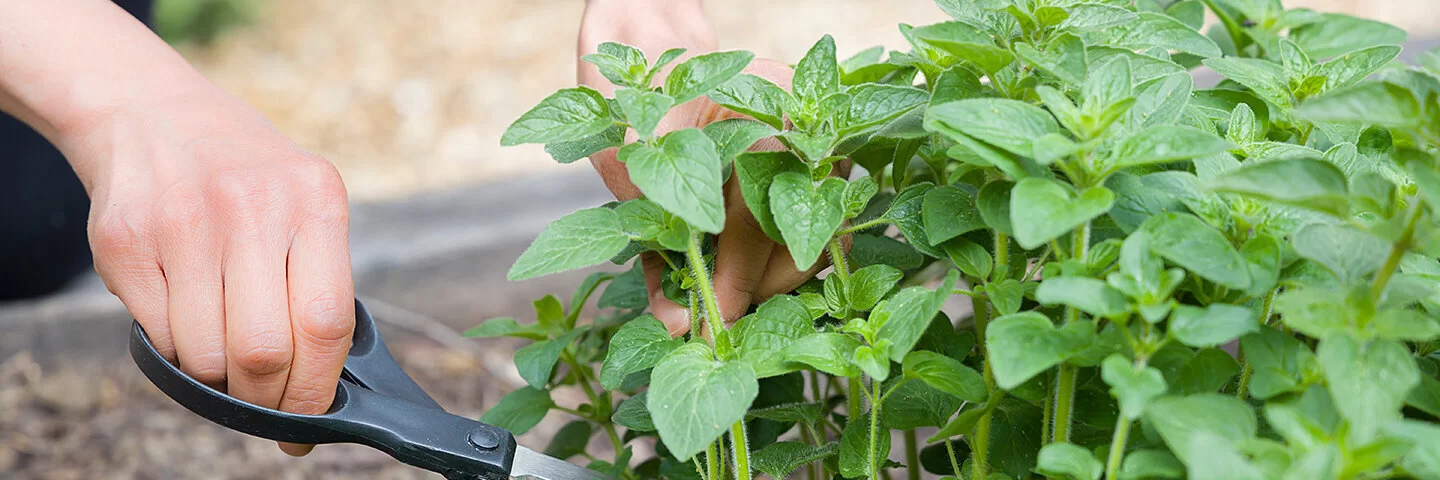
[297, 291, 355, 343]
[293, 156, 350, 226]
[181, 355, 228, 386]
[89, 207, 153, 260]
[154, 187, 209, 234]
[231, 331, 293, 377]
[209, 173, 283, 219]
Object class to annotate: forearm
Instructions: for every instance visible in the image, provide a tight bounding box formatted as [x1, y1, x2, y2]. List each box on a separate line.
[0, 0, 220, 177]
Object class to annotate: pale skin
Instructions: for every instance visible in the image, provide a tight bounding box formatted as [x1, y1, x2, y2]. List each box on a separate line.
[581, 0, 843, 335]
[0, 0, 794, 458]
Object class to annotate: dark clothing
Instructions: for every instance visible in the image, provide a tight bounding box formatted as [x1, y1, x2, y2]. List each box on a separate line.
[0, 0, 153, 300]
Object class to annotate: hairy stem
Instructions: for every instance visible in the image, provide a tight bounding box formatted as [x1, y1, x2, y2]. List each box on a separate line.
[1105, 417, 1132, 480]
[945, 440, 963, 479]
[904, 430, 920, 480]
[971, 293, 996, 480]
[1235, 288, 1277, 400]
[695, 458, 710, 480]
[686, 231, 727, 342]
[1051, 224, 1089, 444]
[731, 420, 752, 480]
[849, 377, 864, 423]
[868, 380, 884, 479]
[829, 237, 851, 284]
[707, 443, 721, 480]
[994, 232, 1010, 282]
[838, 218, 892, 236]
[1372, 200, 1424, 301]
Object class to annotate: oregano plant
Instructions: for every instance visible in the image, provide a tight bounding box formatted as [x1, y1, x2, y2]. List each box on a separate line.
[484, 0, 1440, 478]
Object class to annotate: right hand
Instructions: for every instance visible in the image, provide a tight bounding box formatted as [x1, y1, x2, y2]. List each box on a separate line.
[72, 89, 356, 457]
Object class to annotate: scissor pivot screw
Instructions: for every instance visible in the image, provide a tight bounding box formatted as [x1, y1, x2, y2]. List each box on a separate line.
[468, 428, 502, 451]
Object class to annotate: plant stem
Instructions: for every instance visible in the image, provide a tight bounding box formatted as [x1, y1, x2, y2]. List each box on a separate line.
[838, 218, 892, 236]
[1051, 224, 1089, 444]
[994, 232, 1010, 282]
[945, 440, 963, 479]
[868, 380, 884, 479]
[1372, 200, 1424, 301]
[1105, 417, 1132, 480]
[708, 443, 722, 480]
[731, 420, 752, 480]
[1235, 288, 1277, 400]
[809, 371, 828, 441]
[695, 457, 710, 480]
[971, 294, 996, 480]
[686, 231, 727, 341]
[904, 430, 920, 480]
[849, 376, 865, 423]
[829, 238, 851, 284]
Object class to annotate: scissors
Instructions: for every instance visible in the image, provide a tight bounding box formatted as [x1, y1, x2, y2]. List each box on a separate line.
[129, 299, 614, 480]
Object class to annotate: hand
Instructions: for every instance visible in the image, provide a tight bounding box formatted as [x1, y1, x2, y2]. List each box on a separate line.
[579, 0, 843, 334]
[75, 91, 355, 456]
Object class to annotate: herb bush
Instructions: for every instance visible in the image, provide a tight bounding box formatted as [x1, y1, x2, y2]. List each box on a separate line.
[483, 0, 1440, 478]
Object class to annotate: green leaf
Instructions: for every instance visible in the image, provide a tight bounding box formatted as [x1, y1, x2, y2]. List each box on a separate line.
[1169, 304, 1258, 348]
[1291, 223, 1388, 284]
[702, 118, 778, 163]
[904, 350, 987, 403]
[794, 35, 839, 103]
[501, 87, 612, 146]
[612, 392, 655, 432]
[543, 420, 593, 460]
[508, 208, 630, 281]
[543, 125, 625, 164]
[1118, 449, 1184, 480]
[986, 278, 1025, 316]
[735, 151, 807, 243]
[751, 441, 839, 480]
[1209, 158, 1349, 217]
[1386, 421, 1440, 480]
[1110, 125, 1233, 168]
[922, 184, 985, 245]
[709, 74, 790, 129]
[1101, 12, 1220, 58]
[648, 343, 760, 461]
[1014, 34, 1087, 85]
[771, 174, 847, 270]
[480, 386, 553, 435]
[619, 128, 726, 233]
[665, 50, 755, 104]
[943, 237, 993, 280]
[1178, 432, 1267, 480]
[1317, 335, 1419, 442]
[735, 296, 815, 378]
[1240, 326, 1320, 400]
[839, 412, 891, 477]
[849, 265, 904, 312]
[1295, 82, 1421, 128]
[1036, 442, 1104, 480]
[1101, 354, 1168, 420]
[883, 379, 964, 429]
[462, 317, 548, 340]
[582, 43, 645, 86]
[1140, 213, 1251, 291]
[840, 84, 929, 137]
[1289, 14, 1406, 59]
[514, 327, 588, 388]
[843, 176, 879, 219]
[987, 312, 1097, 389]
[1036, 276, 1130, 318]
[1061, 2, 1139, 31]
[782, 332, 862, 377]
[884, 183, 944, 257]
[852, 233, 924, 271]
[1373, 309, 1440, 342]
[1173, 348, 1241, 396]
[600, 316, 683, 389]
[778, 130, 836, 162]
[911, 21, 1015, 73]
[875, 271, 960, 362]
[1145, 394, 1257, 464]
[978, 181, 1015, 235]
[1319, 45, 1402, 91]
[747, 402, 825, 425]
[1202, 57, 1291, 107]
[926, 98, 1063, 160]
[615, 87, 675, 141]
[1010, 178, 1116, 250]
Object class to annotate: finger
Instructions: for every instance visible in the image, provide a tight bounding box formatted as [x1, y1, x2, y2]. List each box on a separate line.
[756, 242, 835, 301]
[642, 252, 690, 336]
[155, 194, 227, 388]
[89, 208, 172, 360]
[279, 193, 354, 456]
[221, 223, 294, 415]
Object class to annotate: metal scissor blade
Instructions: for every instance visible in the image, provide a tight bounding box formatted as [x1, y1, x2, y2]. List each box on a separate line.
[510, 446, 616, 480]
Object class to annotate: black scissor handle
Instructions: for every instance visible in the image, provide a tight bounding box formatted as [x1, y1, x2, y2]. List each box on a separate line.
[129, 300, 517, 480]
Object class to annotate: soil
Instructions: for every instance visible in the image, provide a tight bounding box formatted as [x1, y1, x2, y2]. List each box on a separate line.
[0, 336, 592, 480]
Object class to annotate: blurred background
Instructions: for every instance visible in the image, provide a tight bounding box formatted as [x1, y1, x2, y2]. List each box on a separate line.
[1, 0, 1436, 478]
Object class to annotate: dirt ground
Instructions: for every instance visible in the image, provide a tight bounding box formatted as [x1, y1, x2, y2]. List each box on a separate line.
[180, 0, 1438, 201]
